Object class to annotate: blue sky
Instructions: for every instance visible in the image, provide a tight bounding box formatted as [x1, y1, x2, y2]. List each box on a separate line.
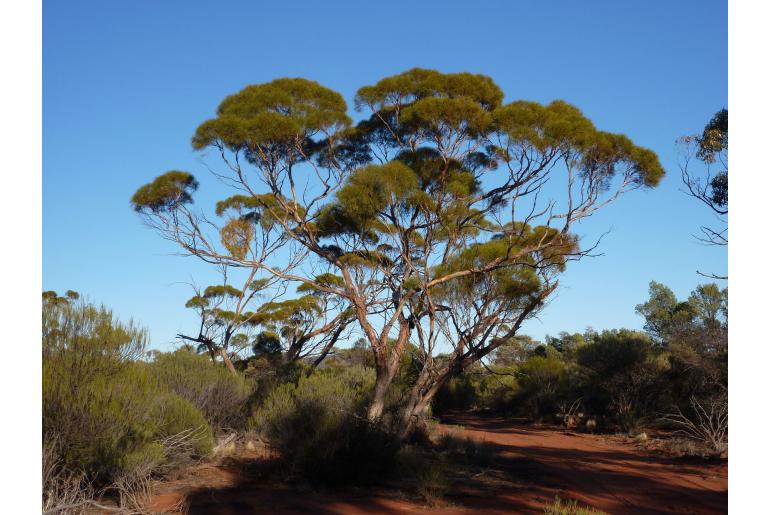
[43, 0, 727, 351]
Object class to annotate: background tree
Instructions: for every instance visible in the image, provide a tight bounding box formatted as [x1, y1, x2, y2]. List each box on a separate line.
[251, 274, 355, 367]
[178, 268, 275, 374]
[132, 69, 663, 428]
[678, 109, 728, 278]
[576, 329, 668, 432]
[636, 280, 727, 407]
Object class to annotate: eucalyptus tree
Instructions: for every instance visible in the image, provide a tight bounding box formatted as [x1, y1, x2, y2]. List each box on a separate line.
[179, 271, 275, 374]
[678, 109, 728, 279]
[252, 273, 355, 366]
[180, 270, 351, 372]
[132, 69, 663, 423]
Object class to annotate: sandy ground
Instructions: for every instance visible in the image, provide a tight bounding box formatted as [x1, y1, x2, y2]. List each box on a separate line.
[143, 414, 727, 514]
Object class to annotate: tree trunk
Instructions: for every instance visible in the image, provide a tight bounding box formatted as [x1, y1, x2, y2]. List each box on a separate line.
[367, 355, 403, 422]
[397, 367, 450, 440]
[366, 319, 411, 422]
[219, 348, 238, 375]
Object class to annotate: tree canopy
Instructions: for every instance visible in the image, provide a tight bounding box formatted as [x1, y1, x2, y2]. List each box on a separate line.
[133, 69, 663, 426]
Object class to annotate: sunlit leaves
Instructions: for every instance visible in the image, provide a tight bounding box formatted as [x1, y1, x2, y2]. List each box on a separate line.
[131, 171, 198, 213]
[192, 78, 351, 151]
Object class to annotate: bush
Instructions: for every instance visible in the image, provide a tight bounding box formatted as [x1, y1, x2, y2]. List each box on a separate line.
[149, 348, 255, 431]
[154, 393, 214, 456]
[393, 446, 449, 506]
[44, 356, 164, 484]
[42, 297, 214, 491]
[576, 330, 668, 431]
[516, 354, 567, 419]
[251, 367, 398, 484]
[433, 374, 480, 415]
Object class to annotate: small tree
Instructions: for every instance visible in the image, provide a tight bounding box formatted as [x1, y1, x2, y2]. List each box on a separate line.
[178, 269, 275, 374]
[252, 274, 355, 366]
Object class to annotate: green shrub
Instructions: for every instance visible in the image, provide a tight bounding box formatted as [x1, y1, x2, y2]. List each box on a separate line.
[576, 330, 668, 431]
[433, 374, 481, 415]
[251, 367, 397, 484]
[42, 297, 214, 487]
[476, 367, 519, 411]
[44, 359, 164, 483]
[154, 393, 214, 456]
[149, 348, 254, 431]
[516, 354, 567, 419]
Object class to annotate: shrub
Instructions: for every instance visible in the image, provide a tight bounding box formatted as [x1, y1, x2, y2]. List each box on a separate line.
[433, 374, 480, 415]
[576, 330, 668, 431]
[42, 297, 214, 491]
[393, 446, 449, 506]
[516, 354, 567, 419]
[251, 367, 398, 484]
[154, 393, 214, 456]
[149, 348, 255, 431]
[476, 367, 519, 412]
[44, 356, 163, 484]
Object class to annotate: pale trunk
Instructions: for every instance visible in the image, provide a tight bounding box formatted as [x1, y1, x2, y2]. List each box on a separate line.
[397, 367, 451, 439]
[366, 319, 411, 422]
[219, 348, 237, 375]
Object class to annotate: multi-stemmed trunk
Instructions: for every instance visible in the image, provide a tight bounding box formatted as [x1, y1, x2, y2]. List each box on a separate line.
[397, 365, 449, 439]
[366, 317, 412, 422]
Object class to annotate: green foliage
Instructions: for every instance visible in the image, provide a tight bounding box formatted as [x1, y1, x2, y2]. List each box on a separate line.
[250, 366, 398, 484]
[433, 374, 481, 414]
[433, 364, 520, 416]
[492, 100, 664, 187]
[192, 78, 351, 151]
[315, 161, 418, 240]
[252, 331, 283, 357]
[516, 353, 568, 419]
[576, 330, 668, 431]
[43, 296, 217, 486]
[131, 171, 198, 213]
[355, 68, 503, 111]
[636, 281, 727, 423]
[149, 348, 255, 431]
[295, 272, 345, 293]
[696, 108, 728, 164]
[153, 394, 214, 456]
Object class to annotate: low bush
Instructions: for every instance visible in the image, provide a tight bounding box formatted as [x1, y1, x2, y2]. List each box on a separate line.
[393, 446, 449, 506]
[433, 374, 480, 415]
[437, 433, 495, 467]
[42, 295, 215, 502]
[251, 366, 398, 485]
[150, 348, 255, 431]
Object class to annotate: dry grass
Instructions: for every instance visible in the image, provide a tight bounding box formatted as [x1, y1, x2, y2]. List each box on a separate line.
[543, 496, 607, 515]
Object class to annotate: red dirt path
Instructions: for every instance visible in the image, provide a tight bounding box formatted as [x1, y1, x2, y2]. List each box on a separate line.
[145, 414, 727, 514]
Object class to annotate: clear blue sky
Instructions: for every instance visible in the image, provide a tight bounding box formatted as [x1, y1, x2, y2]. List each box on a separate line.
[43, 0, 727, 351]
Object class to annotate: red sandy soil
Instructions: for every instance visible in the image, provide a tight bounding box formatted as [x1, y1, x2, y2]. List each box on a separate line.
[143, 414, 727, 514]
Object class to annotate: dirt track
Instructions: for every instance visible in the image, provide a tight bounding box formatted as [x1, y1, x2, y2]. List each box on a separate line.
[146, 414, 727, 514]
[440, 414, 727, 514]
